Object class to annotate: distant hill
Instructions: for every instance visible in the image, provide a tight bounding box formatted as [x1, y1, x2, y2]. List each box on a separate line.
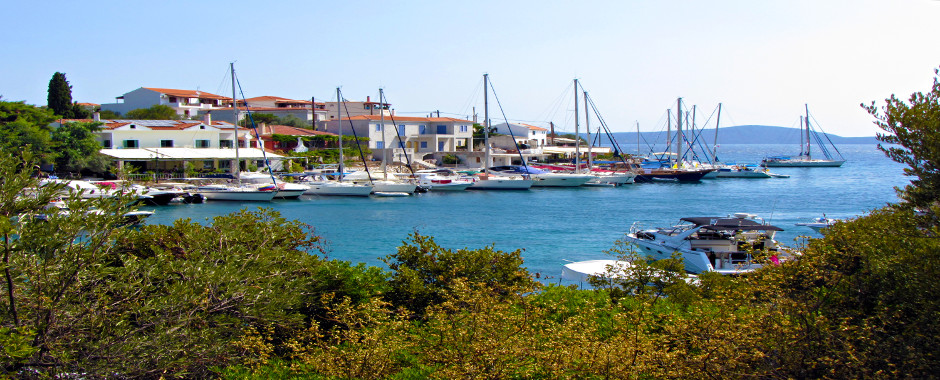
[596, 125, 879, 145]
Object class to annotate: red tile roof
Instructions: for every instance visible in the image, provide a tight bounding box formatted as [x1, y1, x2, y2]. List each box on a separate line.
[337, 115, 473, 123]
[142, 87, 230, 100]
[518, 122, 548, 131]
[261, 125, 337, 136]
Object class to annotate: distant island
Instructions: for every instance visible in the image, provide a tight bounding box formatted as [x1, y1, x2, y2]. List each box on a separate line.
[596, 125, 879, 145]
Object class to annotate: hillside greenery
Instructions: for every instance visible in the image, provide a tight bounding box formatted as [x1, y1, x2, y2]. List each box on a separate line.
[1, 69, 939, 378]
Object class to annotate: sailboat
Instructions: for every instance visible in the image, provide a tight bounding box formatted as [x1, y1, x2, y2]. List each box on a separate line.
[761, 104, 845, 167]
[576, 81, 636, 186]
[634, 98, 714, 182]
[197, 63, 277, 202]
[343, 88, 418, 194]
[302, 87, 374, 196]
[468, 74, 534, 190]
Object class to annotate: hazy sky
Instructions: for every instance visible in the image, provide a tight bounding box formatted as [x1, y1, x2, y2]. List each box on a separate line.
[3, 0, 938, 137]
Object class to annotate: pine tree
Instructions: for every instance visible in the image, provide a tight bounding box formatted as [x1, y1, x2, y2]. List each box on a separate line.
[47, 72, 73, 117]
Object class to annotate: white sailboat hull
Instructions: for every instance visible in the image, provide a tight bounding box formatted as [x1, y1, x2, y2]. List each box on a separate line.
[531, 173, 594, 187]
[303, 182, 373, 196]
[468, 178, 533, 190]
[763, 159, 845, 167]
[199, 188, 277, 201]
[371, 181, 417, 193]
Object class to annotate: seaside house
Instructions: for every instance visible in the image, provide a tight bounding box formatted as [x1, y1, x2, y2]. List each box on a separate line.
[100, 87, 230, 118]
[54, 113, 282, 174]
[322, 96, 391, 121]
[256, 124, 338, 152]
[490, 122, 549, 149]
[322, 115, 475, 168]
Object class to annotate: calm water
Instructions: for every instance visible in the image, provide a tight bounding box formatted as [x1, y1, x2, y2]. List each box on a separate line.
[146, 144, 907, 282]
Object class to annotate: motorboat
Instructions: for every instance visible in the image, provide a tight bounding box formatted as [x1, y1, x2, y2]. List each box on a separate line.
[586, 171, 637, 186]
[238, 172, 309, 199]
[702, 164, 773, 179]
[196, 183, 277, 201]
[412, 169, 473, 191]
[625, 213, 794, 275]
[795, 217, 839, 234]
[489, 165, 593, 187]
[561, 259, 698, 286]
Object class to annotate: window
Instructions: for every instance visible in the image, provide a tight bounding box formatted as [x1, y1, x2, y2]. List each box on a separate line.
[196, 140, 210, 148]
[202, 160, 214, 169]
[122, 140, 138, 148]
[200, 125, 206, 129]
[420, 141, 428, 149]
[220, 140, 233, 148]
[129, 125, 136, 129]
[375, 124, 382, 132]
[419, 125, 427, 134]
[160, 139, 174, 148]
[437, 125, 446, 134]
[460, 125, 468, 133]
[376, 141, 384, 149]
[102, 140, 111, 148]
[168, 96, 177, 103]
[398, 125, 405, 135]
[438, 141, 445, 151]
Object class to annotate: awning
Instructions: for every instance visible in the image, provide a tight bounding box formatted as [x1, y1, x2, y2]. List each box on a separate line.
[100, 148, 282, 160]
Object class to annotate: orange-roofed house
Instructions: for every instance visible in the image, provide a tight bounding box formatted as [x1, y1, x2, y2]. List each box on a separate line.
[101, 87, 231, 118]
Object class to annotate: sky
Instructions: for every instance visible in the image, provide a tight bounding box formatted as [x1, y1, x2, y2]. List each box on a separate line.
[3, 0, 939, 137]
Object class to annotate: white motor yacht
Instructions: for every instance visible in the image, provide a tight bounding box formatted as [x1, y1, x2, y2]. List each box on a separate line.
[197, 184, 277, 201]
[412, 169, 473, 191]
[625, 213, 794, 275]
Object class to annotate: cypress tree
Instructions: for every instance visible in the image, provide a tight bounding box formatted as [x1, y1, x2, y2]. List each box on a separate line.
[47, 72, 73, 117]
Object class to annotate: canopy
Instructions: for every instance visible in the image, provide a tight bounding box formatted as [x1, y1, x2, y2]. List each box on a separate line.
[681, 217, 784, 231]
[100, 148, 281, 160]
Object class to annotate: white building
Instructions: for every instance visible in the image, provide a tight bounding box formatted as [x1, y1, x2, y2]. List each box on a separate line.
[322, 96, 391, 121]
[100, 87, 230, 118]
[322, 115, 474, 167]
[491, 122, 549, 148]
[55, 115, 281, 173]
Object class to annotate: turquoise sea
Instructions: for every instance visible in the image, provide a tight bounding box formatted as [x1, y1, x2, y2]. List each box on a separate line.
[146, 144, 907, 283]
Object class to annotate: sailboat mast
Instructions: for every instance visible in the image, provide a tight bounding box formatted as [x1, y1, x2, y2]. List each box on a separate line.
[379, 88, 387, 180]
[713, 103, 721, 163]
[584, 90, 592, 171]
[574, 79, 581, 173]
[230, 62, 241, 179]
[636, 121, 640, 155]
[675, 98, 683, 168]
[805, 104, 811, 160]
[337, 87, 344, 181]
[483, 74, 490, 171]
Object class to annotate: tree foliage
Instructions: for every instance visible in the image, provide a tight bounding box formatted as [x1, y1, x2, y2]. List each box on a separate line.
[382, 233, 538, 318]
[864, 66, 940, 209]
[50, 121, 110, 174]
[124, 104, 181, 120]
[0, 101, 56, 163]
[46, 72, 72, 118]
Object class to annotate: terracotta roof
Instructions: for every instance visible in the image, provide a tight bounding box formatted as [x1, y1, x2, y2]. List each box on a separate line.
[244, 96, 312, 104]
[336, 115, 473, 123]
[517, 122, 548, 131]
[141, 87, 230, 100]
[262, 125, 336, 136]
[55, 118, 241, 131]
[76, 102, 99, 106]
